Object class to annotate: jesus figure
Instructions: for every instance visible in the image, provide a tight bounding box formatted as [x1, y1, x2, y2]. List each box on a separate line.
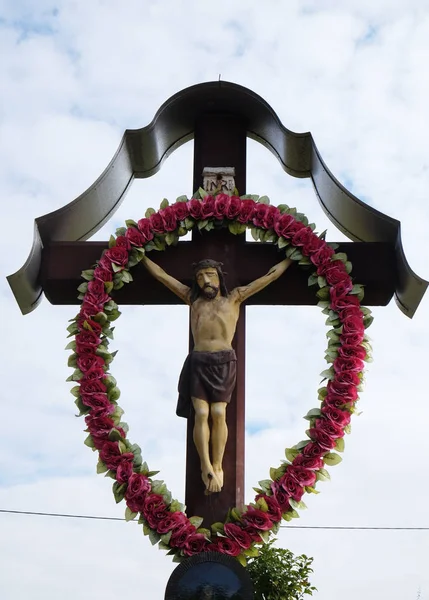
[141, 255, 292, 493]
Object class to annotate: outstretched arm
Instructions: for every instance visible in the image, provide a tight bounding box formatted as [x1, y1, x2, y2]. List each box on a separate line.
[232, 257, 293, 304]
[141, 256, 191, 305]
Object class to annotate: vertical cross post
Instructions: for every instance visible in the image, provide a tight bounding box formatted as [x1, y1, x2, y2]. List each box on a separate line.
[184, 113, 247, 524]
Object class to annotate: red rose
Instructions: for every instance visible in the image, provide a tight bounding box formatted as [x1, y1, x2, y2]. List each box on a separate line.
[126, 493, 147, 514]
[93, 266, 113, 282]
[81, 366, 105, 381]
[80, 379, 107, 395]
[77, 317, 103, 334]
[335, 371, 360, 385]
[75, 330, 100, 354]
[223, 523, 252, 549]
[339, 305, 362, 321]
[252, 203, 269, 227]
[323, 264, 351, 287]
[171, 202, 189, 221]
[334, 356, 364, 373]
[213, 194, 230, 219]
[90, 403, 115, 417]
[104, 246, 129, 267]
[85, 415, 115, 438]
[324, 394, 350, 409]
[126, 473, 151, 499]
[314, 418, 344, 439]
[237, 199, 256, 223]
[156, 511, 188, 534]
[242, 507, 273, 531]
[170, 524, 196, 548]
[160, 206, 177, 232]
[291, 226, 314, 248]
[309, 428, 338, 449]
[125, 227, 145, 247]
[81, 392, 110, 410]
[255, 494, 282, 522]
[116, 460, 134, 484]
[86, 279, 110, 306]
[342, 315, 365, 337]
[303, 235, 324, 256]
[99, 441, 133, 470]
[278, 474, 305, 502]
[340, 332, 365, 346]
[137, 218, 154, 243]
[187, 198, 203, 219]
[98, 255, 113, 272]
[262, 205, 279, 230]
[208, 537, 242, 556]
[201, 195, 215, 218]
[77, 354, 104, 373]
[183, 533, 208, 556]
[301, 441, 327, 458]
[283, 219, 305, 239]
[327, 380, 358, 402]
[226, 195, 242, 219]
[143, 493, 166, 518]
[149, 212, 165, 234]
[321, 406, 351, 427]
[338, 345, 367, 360]
[146, 507, 169, 530]
[80, 299, 104, 319]
[274, 213, 296, 237]
[310, 244, 335, 266]
[270, 481, 291, 511]
[331, 294, 360, 312]
[292, 455, 324, 470]
[286, 466, 317, 487]
[115, 235, 131, 250]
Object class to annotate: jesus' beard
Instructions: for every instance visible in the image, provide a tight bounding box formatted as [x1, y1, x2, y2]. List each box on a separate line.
[200, 285, 219, 300]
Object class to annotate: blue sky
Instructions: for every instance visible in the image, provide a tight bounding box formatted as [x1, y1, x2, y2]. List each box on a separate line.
[1, 1, 429, 599]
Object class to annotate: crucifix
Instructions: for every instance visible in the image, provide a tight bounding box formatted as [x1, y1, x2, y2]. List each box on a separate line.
[8, 82, 427, 528]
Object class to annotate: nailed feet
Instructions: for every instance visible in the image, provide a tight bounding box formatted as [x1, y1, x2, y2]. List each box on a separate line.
[201, 464, 223, 493]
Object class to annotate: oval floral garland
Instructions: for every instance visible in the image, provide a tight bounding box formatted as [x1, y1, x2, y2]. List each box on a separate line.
[66, 190, 373, 566]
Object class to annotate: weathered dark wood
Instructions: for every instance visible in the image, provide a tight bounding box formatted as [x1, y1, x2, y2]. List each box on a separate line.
[41, 238, 396, 307]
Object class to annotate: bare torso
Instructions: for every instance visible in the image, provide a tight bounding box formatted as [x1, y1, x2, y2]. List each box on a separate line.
[191, 294, 240, 352]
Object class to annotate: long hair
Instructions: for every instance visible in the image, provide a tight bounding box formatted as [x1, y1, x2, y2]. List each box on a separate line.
[190, 259, 228, 303]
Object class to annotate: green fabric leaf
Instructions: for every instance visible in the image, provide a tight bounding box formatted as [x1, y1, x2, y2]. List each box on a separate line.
[323, 452, 342, 466]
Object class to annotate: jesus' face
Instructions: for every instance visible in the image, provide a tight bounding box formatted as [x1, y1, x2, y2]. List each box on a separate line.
[196, 268, 220, 300]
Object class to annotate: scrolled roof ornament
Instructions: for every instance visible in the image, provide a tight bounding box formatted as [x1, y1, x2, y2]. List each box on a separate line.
[66, 190, 373, 565]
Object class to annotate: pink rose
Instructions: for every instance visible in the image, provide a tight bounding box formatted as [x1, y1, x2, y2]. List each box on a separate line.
[137, 218, 154, 243]
[314, 418, 344, 439]
[126, 473, 151, 499]
[183, 533, 208, 556]
[187, 198, 203, 219]
[171, 202, 189, 221]
[149, 212, 165, 234]
[116, 460, 134, 484]
[242, 507, 273, 531]
[208, 537, 242, 556]
[160, 206, 177, 232]
[292, 455, 324, 470]
[201, 195, 216, 218]
[286, 466, 317, 487]
[213, 194, 230, 219]
[115, 235, 131, 250]
[237, 199, 256, 223]
[226, 195, 242, 219]
[224, 523, 252, 549]
[321, 406, 351, 428]
[125, 227, 145, 247]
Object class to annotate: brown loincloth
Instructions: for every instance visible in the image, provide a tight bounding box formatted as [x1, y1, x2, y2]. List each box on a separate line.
[176, 349, 237, 418]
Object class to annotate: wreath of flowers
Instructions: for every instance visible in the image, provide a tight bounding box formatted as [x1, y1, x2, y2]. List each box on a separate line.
[66, 190, 373, 566]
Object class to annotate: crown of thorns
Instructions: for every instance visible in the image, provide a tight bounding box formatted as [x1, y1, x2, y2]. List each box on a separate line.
[192, 259, 225, 274]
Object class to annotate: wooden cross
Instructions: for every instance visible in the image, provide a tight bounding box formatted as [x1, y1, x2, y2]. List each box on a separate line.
[39, 112, 396, 526]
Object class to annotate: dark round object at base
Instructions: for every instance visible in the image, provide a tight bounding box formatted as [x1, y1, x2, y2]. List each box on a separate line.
[165, 552, 254, 600]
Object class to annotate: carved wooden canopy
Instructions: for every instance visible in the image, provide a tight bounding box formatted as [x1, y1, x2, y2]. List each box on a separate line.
[7, 81, 427, 317]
